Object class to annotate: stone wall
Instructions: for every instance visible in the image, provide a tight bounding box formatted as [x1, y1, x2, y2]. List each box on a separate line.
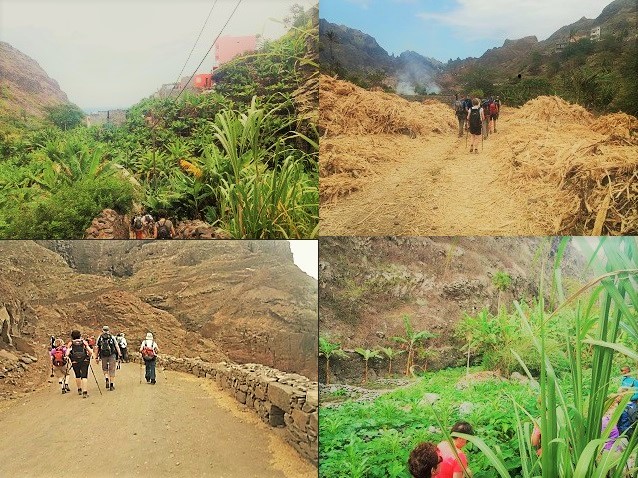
[132, 355, 318, 464]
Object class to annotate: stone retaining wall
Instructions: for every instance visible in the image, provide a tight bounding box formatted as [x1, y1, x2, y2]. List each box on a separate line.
[132, 355, 318, 464]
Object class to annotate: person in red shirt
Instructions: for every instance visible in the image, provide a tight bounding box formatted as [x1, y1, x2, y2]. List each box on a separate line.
[435, 421, 474, 478]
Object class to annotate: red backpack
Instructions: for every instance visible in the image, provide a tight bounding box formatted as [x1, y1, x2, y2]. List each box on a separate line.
[52, 347, 67, 367]
[489, 102, 498, 115]
[141, 341, 156, 360]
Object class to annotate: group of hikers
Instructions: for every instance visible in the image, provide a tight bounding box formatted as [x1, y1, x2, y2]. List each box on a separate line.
[408, 366, 638, 477]
[454, 95, 501, 153]
[48, 326, 160, 397]
[129, 213, 176, 240]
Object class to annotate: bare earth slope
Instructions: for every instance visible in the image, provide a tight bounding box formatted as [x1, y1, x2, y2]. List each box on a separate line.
[0, 362, 314, 477]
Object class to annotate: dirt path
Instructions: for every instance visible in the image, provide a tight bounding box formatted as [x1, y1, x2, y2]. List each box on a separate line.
[320, 117, 545, 236]
[0, 360, 315, 478]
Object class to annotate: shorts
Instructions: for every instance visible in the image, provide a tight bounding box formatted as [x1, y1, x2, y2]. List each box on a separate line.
[491, 113, 499, 120]
[101, 354, 117, 375]
[71, 360, 90, 379]
[469, 123, 482, 135]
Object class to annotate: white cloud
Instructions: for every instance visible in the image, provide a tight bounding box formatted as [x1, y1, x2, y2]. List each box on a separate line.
[417, 0, 611, 42]
[0, 0, 315, 108]
[345, 0, 371, 9]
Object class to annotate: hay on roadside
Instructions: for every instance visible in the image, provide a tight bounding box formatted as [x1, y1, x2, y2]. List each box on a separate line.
[320, 74, 456, 137]
[499, 107, 638, 234]
[517, 96, 593, 124]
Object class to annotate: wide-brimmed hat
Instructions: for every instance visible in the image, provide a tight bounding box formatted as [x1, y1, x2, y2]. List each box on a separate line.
[146, 332, 153, 340]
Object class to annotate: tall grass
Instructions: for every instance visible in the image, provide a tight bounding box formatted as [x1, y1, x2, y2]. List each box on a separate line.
[459, 237, 638, 477]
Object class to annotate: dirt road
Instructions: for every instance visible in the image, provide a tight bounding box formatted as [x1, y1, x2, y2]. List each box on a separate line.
[0, 360, 315, 478]
[320, 117, 548, 236]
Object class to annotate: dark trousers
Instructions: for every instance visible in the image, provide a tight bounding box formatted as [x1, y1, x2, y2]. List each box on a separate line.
[121, 348, 128, 362]
[144, 358, 156, 382]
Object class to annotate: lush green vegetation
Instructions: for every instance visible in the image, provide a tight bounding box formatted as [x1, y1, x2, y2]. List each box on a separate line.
[320, 237, 638, 477]
[0, 6, 318, 238]
[474, 37, 638, 115]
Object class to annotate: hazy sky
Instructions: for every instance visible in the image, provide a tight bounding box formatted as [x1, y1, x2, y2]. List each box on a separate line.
[321, 0, 612, 62]
[0, 0, 315, 110]
[290, 240, 318, 280]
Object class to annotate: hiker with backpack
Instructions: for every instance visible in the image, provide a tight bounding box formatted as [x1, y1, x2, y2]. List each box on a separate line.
[481, 99, 491, 140]
[130, 215, 146, 239]
[116, 333, 128, 363]
[467, 98, 484, 154]
[140, 332, 159, 384]
[96, 325, 121, 391]
[154, 218, 175, 239]
[491, 97, 501, 133]
[454, 95, 469, 137]
[50, 338, 70, 394]
[66, 330, 93, 398]
[488, 97, 499, 133]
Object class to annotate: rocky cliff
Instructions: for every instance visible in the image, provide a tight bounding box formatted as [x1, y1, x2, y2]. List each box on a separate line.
[319, 237, 587, 382]
[0, 42, 72, 118]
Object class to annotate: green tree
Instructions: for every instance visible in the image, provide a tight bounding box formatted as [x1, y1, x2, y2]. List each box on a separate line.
[377, 346, 404, 375]
[392, 315, 437, 376]
[45, 104, 85, 130]
[319, 337, 348, 385]
[355, 348, 380, 384]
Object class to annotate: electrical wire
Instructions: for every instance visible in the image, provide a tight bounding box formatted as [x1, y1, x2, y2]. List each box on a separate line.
[173, 0, 243, 102]
[173, 0, 219, 86]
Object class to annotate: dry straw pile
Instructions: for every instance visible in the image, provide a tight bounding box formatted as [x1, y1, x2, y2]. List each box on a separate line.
[320, 75, 455, 202]
[501, 96, 638, 235]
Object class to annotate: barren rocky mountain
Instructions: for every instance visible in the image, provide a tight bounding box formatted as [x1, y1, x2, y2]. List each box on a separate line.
[0, 240, 317, 399]
[319, 237, 587, 382]
[0, 42, 72, 118]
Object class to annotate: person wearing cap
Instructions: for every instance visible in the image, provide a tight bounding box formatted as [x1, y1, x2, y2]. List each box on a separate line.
[620, 366, 638, 401]
[140, 333, 159, 384]
[96, 325, 121, 391]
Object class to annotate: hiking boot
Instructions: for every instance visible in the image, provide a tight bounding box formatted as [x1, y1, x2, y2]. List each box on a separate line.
[110, 383, 114, 391]
[146, 379, 151, 383]
[78, 389, 82, 396]
[151, 380, 156, 385]
[83, 391, 88, 399]
[62, 388, 66, 394]
[64, 384, 70, 392]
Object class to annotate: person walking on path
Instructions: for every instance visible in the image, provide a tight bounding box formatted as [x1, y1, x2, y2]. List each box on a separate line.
[117, 333, 128, 363]
[467, 99, 484, 154]
[140, 332, 159, 384]
[154, 218, 176, 239]
[489, 97, 499, 133]
[435, 421, 474, 478]
[50, 338, 70, 394]
[454, 95, 469, 137]
[96, 326, 121, 391]
[66, 330, 93, 398]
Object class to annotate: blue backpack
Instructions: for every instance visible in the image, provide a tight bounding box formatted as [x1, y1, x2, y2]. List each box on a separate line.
[618, 402, 638, 436]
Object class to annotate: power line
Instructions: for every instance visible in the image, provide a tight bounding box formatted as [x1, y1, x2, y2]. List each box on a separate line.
[174, 0, 243, 102]
[173, 0, 220, 86]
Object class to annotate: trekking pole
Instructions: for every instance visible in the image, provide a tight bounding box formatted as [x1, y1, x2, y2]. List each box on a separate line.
[62, 362, 70, 392]
[139, 358, 142, 385]
[89, 363, 103, 396]
[50, 364, 54, 378]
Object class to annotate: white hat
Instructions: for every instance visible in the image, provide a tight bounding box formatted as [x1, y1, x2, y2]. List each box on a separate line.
[102, 326, 109, 332]
[146, 332, 153, 340]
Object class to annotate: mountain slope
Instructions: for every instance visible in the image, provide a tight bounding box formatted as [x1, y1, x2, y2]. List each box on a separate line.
[0, 241, 318, 396]
[0, 42, 72, 119]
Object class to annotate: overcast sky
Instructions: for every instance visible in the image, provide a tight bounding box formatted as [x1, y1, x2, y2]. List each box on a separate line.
[0, 0, 315, 110]
[321, 0, 613, 62]
[290, 240, 318, 280]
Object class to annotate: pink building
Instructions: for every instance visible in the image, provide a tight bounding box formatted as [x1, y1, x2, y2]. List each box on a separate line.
[214, 35, 257, 66]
